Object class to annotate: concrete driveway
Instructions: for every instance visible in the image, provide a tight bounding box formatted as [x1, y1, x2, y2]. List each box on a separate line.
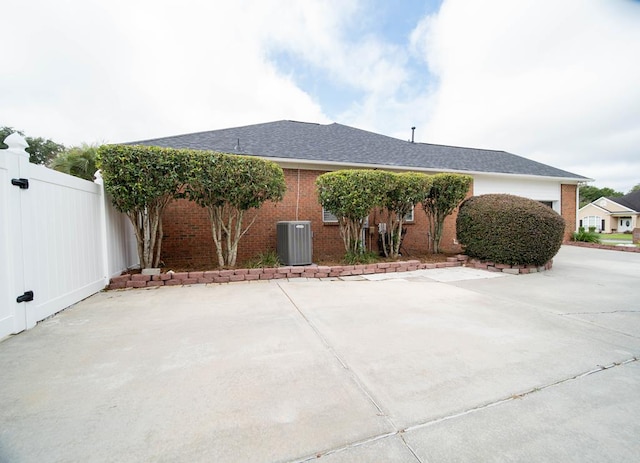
[1, 245, 639, 462]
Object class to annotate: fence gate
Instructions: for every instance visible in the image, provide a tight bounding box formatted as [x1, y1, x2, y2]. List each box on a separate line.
[1, 134, 116, 339]
[0, 135, 28, 336]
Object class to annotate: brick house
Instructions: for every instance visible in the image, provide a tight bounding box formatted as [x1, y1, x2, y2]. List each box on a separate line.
[128, 120, 589, 268]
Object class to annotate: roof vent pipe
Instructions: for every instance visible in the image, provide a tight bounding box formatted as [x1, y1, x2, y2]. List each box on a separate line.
[411, 127, 416, 143]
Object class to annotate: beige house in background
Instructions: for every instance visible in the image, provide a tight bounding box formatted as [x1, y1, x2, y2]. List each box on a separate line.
[579, 191, 640, 233]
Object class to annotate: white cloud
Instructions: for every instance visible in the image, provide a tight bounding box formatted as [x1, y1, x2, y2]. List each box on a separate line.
[1, 0, 425, 149]
[3, 0, 638, 193]
[0, 0, 333, 145]
[261, 1, 409, 94]
[412, 0, 640, 191]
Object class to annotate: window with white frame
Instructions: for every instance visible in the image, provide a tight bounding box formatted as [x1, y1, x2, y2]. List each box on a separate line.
[582, 215, 602, 231]
[324, 207, 413, 224]
[322, 208, 371, 227]
[322, 208, 338, 223]
[404, 206, 415, 222]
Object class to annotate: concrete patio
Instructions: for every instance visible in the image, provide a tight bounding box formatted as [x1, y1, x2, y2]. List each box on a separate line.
[1, 245, 639, 462]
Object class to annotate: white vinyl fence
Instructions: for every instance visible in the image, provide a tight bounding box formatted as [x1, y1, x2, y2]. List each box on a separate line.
[0, 133, 138, 339]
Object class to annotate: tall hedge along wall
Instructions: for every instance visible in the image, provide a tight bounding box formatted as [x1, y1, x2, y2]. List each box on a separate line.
[161, 169, 471, 268]
[456, 194, 565, 266]
[98, 145, 285, 268]
[98, 145, 192, 268]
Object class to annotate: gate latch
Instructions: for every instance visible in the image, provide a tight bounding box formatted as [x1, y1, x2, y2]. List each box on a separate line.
[16, 291, 34, 303]
[11, 178, 29, 189]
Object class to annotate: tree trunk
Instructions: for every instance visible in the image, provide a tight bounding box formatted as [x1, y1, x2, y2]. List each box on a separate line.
[433, 213, 444, 254]
[126, 197, 171, 269]
[228, 210, 242, 267]
[392, 217, 404, 258]
[209, 206, 225, 268]
[426, 211, 444, 254]
[154, 215, 163, 268]
[207, 205, 257, 268]
[128, 211, 146, 268]
[381, 224, 389, 258]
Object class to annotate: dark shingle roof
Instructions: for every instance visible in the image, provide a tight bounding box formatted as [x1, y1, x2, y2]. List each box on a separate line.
[607, 191, 640, 212]
[127, 120, 587, 180]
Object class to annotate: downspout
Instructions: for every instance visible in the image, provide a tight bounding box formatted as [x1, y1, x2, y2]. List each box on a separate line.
[296, 169, 300, 221]
[576, 182, 584, 232]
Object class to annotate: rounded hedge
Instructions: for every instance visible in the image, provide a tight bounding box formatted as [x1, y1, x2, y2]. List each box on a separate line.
[456, 194, 565, 266]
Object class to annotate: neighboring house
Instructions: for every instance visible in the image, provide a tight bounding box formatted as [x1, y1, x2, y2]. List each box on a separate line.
[578, 191, 640, 233]
[128, 120, 589, 267]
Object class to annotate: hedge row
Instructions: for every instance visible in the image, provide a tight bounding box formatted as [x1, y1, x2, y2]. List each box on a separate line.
[98, 145, 285, 269]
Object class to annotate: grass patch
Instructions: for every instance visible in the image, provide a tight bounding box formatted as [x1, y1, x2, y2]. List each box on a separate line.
[597, 233, 632, 241]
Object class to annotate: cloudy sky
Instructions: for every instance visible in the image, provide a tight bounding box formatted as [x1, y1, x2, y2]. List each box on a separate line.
[2, 0, 639, 192]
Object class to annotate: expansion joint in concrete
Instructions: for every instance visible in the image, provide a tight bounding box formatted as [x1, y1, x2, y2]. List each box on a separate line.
[277, 283, 426, 461]
[288, 431, 400, 463]
[404, 356, 639, 434]
[560, 309, 640, 315]
[276, 283, 391, 419]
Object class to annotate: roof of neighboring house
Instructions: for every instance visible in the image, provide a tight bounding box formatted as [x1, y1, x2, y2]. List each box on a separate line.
[127, 120, 588, 180]
[606, 191, 640, 213]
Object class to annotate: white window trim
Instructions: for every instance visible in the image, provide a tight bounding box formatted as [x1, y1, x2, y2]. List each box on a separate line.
[322, 208, 338, 223]
[582, 215, 603, 231]
[404, 206, 415, 223]
[322, 208, 371, 227]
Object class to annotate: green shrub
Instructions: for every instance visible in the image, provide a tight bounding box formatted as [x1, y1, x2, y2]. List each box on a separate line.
[456, 194, 565, 266]
[572, 227, 601, 243]
[343, 251, 379, 265]
[420, 173, 473, 253]
[184, 152, 286, 268]
[317, 170, 391, 255]
[98, 145, 191, 268]
[246, 250, 281, 268]
[380, 172, 431, 258]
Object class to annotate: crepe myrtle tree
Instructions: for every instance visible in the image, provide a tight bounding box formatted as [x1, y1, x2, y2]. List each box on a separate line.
[97, 145, 190, 269]
[317, 169, 391, 255]
[380, 172, 432, 258]
[420, 173, 473, 254]
[184, 151, 286, 268]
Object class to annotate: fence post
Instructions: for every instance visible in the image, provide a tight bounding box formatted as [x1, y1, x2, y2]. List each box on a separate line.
[94, 170, 112, 286]
[1, 133, 31, 333]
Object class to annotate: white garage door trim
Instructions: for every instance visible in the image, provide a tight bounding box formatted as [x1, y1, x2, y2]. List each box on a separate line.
[473, 175, 561, 213]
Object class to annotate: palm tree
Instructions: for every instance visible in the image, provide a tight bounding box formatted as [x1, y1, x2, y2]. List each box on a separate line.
[50, 144, 98, 181]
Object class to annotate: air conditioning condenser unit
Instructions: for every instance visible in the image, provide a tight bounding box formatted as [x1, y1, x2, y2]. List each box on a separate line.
[277, 221, 312, 266]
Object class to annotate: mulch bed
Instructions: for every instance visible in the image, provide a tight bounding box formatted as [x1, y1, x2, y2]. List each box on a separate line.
[157, 252, 455, 273]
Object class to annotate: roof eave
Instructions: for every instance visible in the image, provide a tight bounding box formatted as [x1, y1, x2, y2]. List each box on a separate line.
[579, 203, 611, 213]
[260, 156, 589, 183]
[609, 210, 638, 216]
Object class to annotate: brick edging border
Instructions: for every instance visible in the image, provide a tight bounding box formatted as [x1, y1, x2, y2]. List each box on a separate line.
[464, 258, 553, 275]
[108, 257, 463, 289]
[564, 241, 640, 253]
[107, 254, 555, 290]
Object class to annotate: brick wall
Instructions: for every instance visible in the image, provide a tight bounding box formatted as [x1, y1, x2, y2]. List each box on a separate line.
[160, 168, 468, 267]
[161, 169, 343, 267]
[561, 184, 577, 240]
